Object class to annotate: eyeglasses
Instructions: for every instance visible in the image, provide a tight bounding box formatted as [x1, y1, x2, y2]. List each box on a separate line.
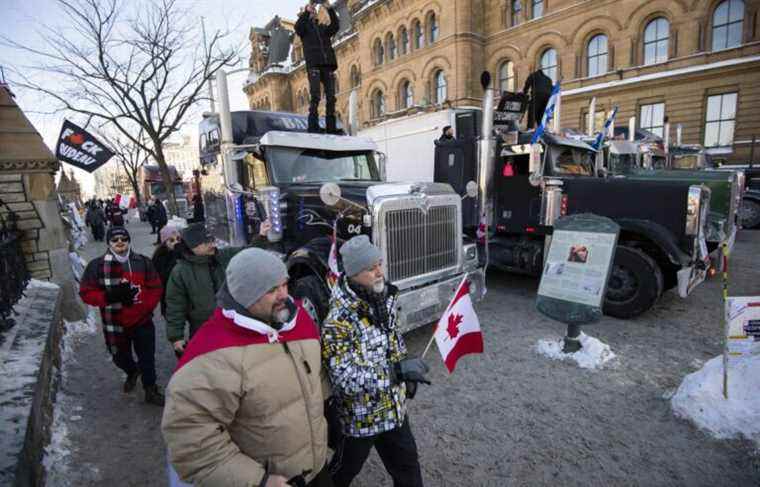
[166, 237, 180, 244]
[110, 237, 130, 243]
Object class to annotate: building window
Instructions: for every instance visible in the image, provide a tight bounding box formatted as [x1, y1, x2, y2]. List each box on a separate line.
[587, 34, 608, 77]
[640, 103, 665, 138]
[643, 17, 669, 65]
[350, 65, 361, 88]
[712, 0, 744, 51]
[583, 109, 608, 134]
[704, 93, 737, 147]
[498, 61, 515, 93]
[386, 34, 396, 61]
[428, 13, 439, 43]
[413, 20, 424, 49]
[540, 48, 558, 84]
[334, 75, 340, 95]
[434, 70, 447, 104]
[400, 81, 414, 109]
[532, 0, 543, 19]
[372, 90, 386, 118]
[399, 27, 409, 55]
[511, 0, 522, 27]
[298, 92, 306, 110]
[373, 38, 384, 65]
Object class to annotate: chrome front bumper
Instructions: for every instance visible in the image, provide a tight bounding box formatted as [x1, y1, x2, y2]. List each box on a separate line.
[677, 234, 710, 298]
[395, 268, 486, 333]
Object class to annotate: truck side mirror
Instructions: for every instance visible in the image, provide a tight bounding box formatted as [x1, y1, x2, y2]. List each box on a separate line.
[320, 183, 342, 206]
[464, 181, 478, 199]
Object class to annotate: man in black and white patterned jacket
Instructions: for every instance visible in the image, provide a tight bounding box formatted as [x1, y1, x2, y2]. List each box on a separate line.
[321, 235, 430, 487]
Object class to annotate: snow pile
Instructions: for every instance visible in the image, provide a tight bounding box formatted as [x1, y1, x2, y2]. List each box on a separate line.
[167, 216, 188, 229]
[671, 351, 760, 446]
[28, 279, 60, 290]
[536, 332, 617, 369]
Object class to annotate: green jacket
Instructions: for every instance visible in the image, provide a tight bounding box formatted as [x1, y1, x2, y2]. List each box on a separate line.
[165, 247, 241, 343]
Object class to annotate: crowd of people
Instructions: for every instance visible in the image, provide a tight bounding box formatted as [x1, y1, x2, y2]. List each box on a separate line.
[78, 202, 429, 485]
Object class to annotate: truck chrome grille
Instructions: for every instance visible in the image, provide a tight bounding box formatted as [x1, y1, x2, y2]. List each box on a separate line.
[383, 204, 459, 283]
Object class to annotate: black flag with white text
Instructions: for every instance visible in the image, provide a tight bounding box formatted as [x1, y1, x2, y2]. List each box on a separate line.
[55, 120, 114, 172]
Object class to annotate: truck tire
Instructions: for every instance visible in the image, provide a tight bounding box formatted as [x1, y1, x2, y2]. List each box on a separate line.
[292, 275, 330, 325]
[740, 198, 760, 229]
[603, 246, 664, 320]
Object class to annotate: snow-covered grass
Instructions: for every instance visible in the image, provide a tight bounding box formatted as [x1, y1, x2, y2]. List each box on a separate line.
[536, 332, 617, 369]
[671, 347, 760, 447]
[43, 307, 99, 485]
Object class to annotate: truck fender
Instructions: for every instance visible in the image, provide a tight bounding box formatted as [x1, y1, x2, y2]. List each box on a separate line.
[287, 236, 333, 283]
[743, 189, 760, 204]
[615, 218, 691, 268]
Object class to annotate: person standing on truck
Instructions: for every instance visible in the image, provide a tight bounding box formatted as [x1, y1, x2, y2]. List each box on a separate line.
[321, 235, 429, 487]
[79, 226, 165, 406]
[522, 69, 553, 129]
[438, 125, 455, 142]
[295, 1, 341, 134]
[162, 248, 331, 487]
[164, 221, 272, 357]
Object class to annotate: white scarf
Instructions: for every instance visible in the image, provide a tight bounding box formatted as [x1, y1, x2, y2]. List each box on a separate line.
[221, 307, 297, 344]
[111, 248, 131, 264]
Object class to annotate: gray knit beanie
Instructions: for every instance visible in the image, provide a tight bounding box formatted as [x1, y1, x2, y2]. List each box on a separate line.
[226, 248, 289, 309]
[340, 235, 382, 277]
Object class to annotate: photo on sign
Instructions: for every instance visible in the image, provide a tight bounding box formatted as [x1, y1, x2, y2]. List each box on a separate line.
[568, 245, 589, 264]
[746, 319, 760, 341]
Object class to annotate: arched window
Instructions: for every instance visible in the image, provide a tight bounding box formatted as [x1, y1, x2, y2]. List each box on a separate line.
[386, 34, 396, 61]
[532, 0, 543, 19]
[644, 17, 669, 65]
[434, 70, 447, 104]
[428, 13, 439, 43]
[374, 39, 384, 65]
[399, 27, 409, 55]
[413, 20, 424, 49]
[298, 92, 305, 110]
[334, 75, 340, 95]
[372, 89, 386, 118]
[540, 48, 558, 83]
[587, 34, 608, 77]
[712, 0, 744, 51]
[400, 81, 414, 109]
[498, 61, 515, 93]
[511, 0, 522, 27]
[350, 65, 361, 88]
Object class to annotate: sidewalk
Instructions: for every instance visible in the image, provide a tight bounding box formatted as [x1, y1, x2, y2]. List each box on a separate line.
[46, 221, 175, 487]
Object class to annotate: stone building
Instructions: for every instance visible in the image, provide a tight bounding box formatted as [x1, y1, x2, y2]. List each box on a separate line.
[244, 0, 760, 162]
[162, 134, 200, 181]
[56, 169, 83, 206]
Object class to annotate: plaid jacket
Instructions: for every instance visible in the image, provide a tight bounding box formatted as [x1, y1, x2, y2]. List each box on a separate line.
[80, 251, 162, 354]
[321, 277, 407, 438]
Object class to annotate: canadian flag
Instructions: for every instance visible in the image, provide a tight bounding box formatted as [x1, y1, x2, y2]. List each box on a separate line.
[114, 193, 129, 210]
[434, 277, 483, 373]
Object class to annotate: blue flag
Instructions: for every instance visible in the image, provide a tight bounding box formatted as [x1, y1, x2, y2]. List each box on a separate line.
[531, 82, 561, 145]
[592, 106, 619, 150]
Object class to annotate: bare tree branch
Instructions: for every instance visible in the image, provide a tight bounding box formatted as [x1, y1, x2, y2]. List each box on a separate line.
[1, 0, 237, 215]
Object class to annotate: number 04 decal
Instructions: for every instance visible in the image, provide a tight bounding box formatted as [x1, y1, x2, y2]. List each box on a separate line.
[347, 224, 362, 235]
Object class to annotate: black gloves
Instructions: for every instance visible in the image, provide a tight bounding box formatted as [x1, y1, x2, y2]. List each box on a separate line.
[395, 357, 431, 384]
[105, 282, 138, 306]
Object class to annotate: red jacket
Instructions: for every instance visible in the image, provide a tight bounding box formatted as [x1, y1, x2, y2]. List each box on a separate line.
[80, 251, 162, 327]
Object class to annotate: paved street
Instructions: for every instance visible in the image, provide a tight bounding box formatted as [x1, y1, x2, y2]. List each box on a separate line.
[48, 220, 760, 486]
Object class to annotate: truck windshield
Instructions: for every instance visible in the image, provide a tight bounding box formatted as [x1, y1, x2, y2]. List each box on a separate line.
[548, 146, 595, 176]
[267, 147, 381, 184]
[609, 153, 639, 174]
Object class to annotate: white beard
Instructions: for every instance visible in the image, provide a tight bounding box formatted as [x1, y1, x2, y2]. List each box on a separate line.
[273, 306, 292, 324]
[372, 279, 386, 294]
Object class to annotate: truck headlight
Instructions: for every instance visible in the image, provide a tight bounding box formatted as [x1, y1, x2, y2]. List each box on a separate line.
[685, 186, 702, 236]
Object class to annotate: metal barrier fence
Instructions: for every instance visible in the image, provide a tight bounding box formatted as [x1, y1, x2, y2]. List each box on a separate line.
[0, 205, 29, 331]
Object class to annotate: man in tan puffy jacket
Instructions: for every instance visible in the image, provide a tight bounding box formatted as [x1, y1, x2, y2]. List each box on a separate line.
[162, 248, 331, 487]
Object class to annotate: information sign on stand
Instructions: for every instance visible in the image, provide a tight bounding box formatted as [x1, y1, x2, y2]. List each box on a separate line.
[536, 214, 620, 352]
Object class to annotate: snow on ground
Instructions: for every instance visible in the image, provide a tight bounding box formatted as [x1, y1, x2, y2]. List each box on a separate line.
[27, 278, 61, 290]
[671, 347, 760, 447]
[43, 308, 99, 486]
[536, 332, 617, 369]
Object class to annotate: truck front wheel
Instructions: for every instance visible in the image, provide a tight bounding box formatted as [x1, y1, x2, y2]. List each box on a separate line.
[292, 275, 330, 325]
[740, 198, 760, 229]
[603, 246, 663, 319]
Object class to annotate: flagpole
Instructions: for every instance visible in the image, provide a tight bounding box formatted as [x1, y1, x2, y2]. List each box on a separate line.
[421, 333, 437, 360]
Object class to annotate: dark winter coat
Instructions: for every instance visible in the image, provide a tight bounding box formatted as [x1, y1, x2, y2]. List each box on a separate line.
[110, 207, 125, 227]
[152, 245, 180, 316]
[164, 246, 243, 343]
[294, 7, 340, 70]
[154, 201, 168, 227]
[146, 204, 157, 225]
